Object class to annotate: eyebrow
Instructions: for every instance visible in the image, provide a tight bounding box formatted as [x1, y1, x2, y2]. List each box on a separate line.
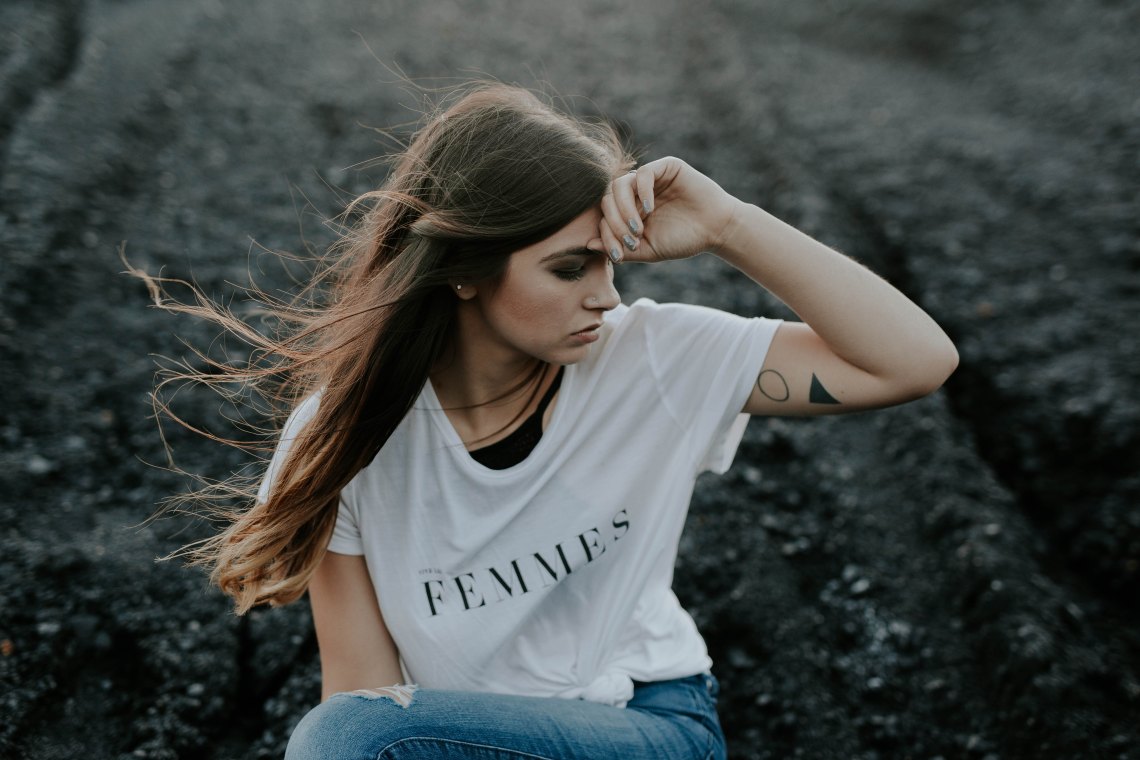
[539, 246, 598, 264]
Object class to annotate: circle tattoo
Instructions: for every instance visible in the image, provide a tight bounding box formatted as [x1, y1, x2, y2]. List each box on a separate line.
[757, 369, 790, 402]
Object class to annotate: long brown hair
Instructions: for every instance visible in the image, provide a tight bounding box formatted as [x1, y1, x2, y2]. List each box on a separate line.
[132, 83, 631, 614]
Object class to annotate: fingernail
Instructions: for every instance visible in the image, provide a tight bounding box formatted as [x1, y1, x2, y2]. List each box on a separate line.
[642, 199, 652, 214]
[627, 218, 640, 235]
[622, 234, 637, 251]
[608, 245, 622, 263]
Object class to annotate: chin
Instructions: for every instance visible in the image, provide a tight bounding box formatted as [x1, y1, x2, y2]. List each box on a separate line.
[543, 345, 592, 366]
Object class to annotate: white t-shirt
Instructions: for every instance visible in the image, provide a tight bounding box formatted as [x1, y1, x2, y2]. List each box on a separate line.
[262, 298, 781, 706]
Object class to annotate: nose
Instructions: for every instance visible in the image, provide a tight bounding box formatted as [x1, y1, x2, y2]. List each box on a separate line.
[585, 265, 621, 311]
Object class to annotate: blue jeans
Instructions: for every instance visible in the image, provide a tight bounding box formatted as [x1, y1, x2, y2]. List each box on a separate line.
[285, 673, 726, 760]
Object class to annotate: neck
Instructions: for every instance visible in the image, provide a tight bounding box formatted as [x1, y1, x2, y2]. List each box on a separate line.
[430, 302, 545, 412]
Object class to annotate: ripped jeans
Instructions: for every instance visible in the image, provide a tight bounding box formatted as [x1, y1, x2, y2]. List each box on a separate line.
[284, 673, 726, 760]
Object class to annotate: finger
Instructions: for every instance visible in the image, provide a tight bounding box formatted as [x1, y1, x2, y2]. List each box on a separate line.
[600, 185, 638, 255]
[611, 171, 644, 241]
[596, 215, 623, 263]
[633, 166, 655, 216]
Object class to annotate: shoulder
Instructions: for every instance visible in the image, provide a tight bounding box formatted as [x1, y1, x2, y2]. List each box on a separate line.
[591, 298, 762, 360]
[258, 389, 324, 503]
[587, 298, 655, 358]
[581, 297, 747, 379]
[614, 297, 744, 322]
[280, 390, 324, 440]
[597, 297, 673, 336]
[604, 298, 757, 341]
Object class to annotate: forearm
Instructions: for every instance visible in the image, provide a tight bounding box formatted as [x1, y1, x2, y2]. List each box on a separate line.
[714, 202, 958, 388]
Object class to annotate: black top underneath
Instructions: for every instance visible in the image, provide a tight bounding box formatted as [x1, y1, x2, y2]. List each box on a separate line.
[468, 366, 564, 470]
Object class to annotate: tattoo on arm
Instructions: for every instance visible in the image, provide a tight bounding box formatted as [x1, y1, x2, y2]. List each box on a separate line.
[757, 369, 790, 402]
[809, 373, 841, 404]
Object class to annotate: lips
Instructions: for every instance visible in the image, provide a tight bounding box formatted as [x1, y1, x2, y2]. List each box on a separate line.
[570, 323, 602, 344]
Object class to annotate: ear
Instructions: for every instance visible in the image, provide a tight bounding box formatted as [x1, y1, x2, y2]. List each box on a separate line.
[449, 281, 477, 300]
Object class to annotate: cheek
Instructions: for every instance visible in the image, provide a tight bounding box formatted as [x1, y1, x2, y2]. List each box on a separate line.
[494, 278, 569, 328]
[503, 291, 548, 323]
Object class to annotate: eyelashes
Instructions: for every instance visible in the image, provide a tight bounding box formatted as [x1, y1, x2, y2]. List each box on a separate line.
[552, 253, 612, 282]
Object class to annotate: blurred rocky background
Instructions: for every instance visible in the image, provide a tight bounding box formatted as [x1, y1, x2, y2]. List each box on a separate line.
[1, 0, 1137, 758]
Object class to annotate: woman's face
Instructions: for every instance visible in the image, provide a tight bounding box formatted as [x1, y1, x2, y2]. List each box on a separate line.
[468, 206, 621, 365]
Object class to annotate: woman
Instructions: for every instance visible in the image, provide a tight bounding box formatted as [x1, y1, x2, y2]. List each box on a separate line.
[143, 83, 957, 759]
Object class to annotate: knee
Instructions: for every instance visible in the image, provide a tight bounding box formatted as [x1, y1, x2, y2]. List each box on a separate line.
[285, 696, 386, 760]
[284, 699, 347, 760]
[284, 689, 424, 760]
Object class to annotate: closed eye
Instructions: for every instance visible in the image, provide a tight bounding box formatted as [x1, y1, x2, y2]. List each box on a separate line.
[553, 268, 586, 281]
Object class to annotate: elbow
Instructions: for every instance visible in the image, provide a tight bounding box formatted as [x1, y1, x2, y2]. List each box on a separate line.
[944, 339, 960, 379]
[906, 337, 959, 399]
[934, 335, 960, 388]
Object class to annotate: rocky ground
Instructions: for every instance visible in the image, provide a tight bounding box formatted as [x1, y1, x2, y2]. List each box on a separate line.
[1, 0, 1137, 758]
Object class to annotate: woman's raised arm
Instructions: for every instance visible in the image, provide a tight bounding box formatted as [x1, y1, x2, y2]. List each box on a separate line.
[718, 203, 959, 415]
[593, 156, 958, 416]
[308, 551, 404, 701]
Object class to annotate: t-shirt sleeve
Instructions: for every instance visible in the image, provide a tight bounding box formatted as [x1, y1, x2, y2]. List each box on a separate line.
[256, 393, 320, 504]
[642, 300, 782, 474]
[326, 493, 364, 556]
[255, 392, 365, 556]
